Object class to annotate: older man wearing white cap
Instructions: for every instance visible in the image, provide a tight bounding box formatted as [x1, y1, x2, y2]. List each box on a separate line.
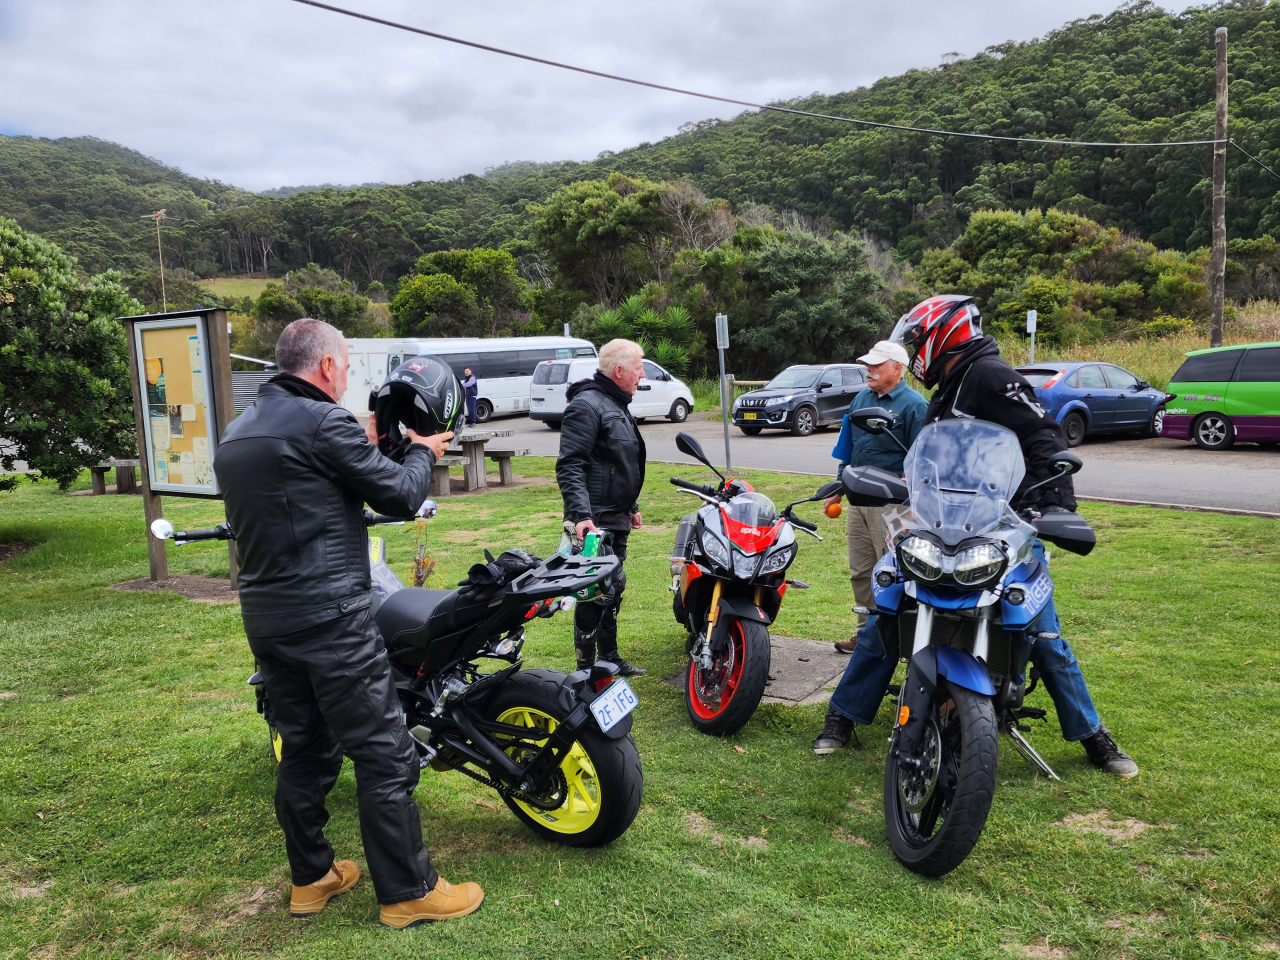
[823, 340, 927, 655]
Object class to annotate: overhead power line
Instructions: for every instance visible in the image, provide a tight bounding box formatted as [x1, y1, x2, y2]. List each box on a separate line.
[290, 0, 1280, 181]
[290, 0, 1228, 150]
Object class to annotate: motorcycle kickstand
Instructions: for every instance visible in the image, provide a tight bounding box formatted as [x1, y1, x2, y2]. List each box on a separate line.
[1004, 725, 1061, 781]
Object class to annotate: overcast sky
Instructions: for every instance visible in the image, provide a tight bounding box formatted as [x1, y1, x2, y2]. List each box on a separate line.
[0, 0, 1180, 192]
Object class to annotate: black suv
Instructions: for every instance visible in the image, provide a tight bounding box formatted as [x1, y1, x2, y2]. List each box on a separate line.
[732, 364, 868, 436]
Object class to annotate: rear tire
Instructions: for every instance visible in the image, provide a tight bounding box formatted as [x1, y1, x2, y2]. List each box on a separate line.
[668, 399, 690, 423]
[1061, 411, 1086, 447]
[1144, 404, 1166, 438]
[791, 405, 816, 437]
[884, 680, 997, 877]
[475, 400, 493, 423]
[1193, 412, 1235, 450]
[483, 669, 642, 847]
[738, 424, 763, 436]
[545, 419, 562, 430]
[685, 618, 770, 736]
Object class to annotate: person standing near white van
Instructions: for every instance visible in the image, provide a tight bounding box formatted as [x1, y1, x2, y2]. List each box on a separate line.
[461, 368, 478, 426]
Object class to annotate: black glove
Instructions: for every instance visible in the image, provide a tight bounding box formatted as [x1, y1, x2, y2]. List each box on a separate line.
[457, 548, 543, 602]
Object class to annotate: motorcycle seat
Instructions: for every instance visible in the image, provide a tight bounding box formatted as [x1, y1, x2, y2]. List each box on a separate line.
[375, 587, 495, 649]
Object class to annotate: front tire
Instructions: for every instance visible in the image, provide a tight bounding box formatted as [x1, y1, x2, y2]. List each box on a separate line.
[791, 405, 816, 437]
[1061, 411, 1086, 447]
[668, 399, 690, 423]
[1193, 412, 1235, 450]
[884, 679, 997, 877]
[685, 618, 770, 736]
[484, 669, 642, 847]
[475, 399, 493, 423]
[1144, 404, 1166, 438]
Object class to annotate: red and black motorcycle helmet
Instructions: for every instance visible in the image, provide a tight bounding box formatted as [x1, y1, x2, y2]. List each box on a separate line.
[374, 355, 464, 462]
[890, 294, 983, 388]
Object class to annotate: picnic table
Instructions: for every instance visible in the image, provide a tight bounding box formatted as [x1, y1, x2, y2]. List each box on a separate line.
[90, 459, 140, 495]
[448, 428, 517, 491]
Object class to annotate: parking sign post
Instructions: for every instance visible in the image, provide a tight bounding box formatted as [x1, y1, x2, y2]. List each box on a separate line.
[715, 313, 731, 471]
[1027, 310, 1038, 364]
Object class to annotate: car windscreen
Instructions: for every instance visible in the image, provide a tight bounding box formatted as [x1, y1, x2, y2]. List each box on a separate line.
[764, 368, 820, 389]
[1019, 368, 1065, 387]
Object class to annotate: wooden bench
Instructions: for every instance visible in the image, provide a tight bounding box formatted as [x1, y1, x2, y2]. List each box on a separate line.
[431, 456, 465, 496]
[90, 459, 140, 495]
[485, 448, 531, 486]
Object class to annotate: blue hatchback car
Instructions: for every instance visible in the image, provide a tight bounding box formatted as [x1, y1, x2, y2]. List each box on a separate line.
[1016, 361, 1167, 447]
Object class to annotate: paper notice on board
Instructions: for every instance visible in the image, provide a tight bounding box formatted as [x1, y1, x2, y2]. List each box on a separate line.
[189, 335, 202, 370]
[191, 374, 205, 405]
[150, 411, 170, 451]
[154, 456, 168, 484]
[168, 450, 183, 484]
[168, 405, 184, 439]
[192, 437, 211, 485]
[181, 404, 196, 421]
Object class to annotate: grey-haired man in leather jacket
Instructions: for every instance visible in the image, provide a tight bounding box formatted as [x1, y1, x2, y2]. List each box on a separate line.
[215, 319, 484, 926]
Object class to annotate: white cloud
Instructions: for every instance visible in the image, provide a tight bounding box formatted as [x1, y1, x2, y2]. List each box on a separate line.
[0, 0, 1175, 191]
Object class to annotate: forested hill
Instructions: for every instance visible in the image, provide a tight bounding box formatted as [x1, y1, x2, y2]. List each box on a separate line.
[0, 136, 252, 274]
[3, 0, 1279, 282]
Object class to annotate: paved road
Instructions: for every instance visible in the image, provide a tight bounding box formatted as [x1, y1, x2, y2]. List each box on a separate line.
[494, 411, 1280, 516]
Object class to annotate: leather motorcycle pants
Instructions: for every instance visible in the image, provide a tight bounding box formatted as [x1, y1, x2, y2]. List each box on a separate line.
[574, 529, 629, 669]
[248, 604, 438, 904]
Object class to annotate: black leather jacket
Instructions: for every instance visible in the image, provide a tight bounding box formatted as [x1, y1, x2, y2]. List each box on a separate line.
[925, 337, 1077, 511]
[556, 373, 646, 527]
[214, 376, 436, 637]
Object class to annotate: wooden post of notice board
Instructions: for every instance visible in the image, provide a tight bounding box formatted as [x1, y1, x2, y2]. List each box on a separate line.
[124, 321, 167, 582]
[122, 308, 238, 586]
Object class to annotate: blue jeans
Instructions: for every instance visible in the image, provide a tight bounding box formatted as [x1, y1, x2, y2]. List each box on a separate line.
[465, 395, 477, 425]
[828, 543, 1101, 742]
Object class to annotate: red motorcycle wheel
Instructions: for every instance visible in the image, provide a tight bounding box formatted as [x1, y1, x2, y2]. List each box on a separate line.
[684, 617, 771, 736]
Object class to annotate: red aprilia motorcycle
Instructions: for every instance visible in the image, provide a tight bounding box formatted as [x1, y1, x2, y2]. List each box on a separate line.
[668, 432, 839, 735]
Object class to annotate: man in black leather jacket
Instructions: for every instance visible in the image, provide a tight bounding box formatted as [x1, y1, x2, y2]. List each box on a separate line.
[556, 338, 647, 677]
[215, 319, 484, 926]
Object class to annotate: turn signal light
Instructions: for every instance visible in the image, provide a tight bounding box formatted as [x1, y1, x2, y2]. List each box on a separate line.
[825, 502, 843, 518]
[898, 705, 911, 727]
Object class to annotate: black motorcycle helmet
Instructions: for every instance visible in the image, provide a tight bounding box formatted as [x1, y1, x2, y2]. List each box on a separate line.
[374, 356, 464, 461]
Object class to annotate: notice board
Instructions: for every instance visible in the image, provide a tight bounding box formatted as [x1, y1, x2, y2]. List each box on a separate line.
[132, 315, 221, 496]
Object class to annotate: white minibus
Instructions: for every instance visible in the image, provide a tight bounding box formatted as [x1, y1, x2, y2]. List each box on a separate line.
[342, 336, 597, 420]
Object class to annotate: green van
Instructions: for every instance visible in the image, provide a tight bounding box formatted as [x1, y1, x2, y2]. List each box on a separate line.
[1162, 341, 1280, 449]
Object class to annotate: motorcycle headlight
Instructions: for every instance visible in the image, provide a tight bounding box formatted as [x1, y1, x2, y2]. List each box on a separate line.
[759, 543, 796, 576]
[765, 395, 792, 407]
[699, 528, 730, 568]
[732, 550, 758, 579]
[953, 542, 1006, 586]
[899, 536, 944, 581]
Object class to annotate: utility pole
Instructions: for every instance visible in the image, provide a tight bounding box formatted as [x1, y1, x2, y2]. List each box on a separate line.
[1210, 26, 1228, 348]
[147, 209, 169, 312]
[715, 313, 731, 471]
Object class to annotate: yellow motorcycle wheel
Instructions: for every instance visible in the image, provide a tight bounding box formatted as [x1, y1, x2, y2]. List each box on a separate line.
[493, 706, 601, 835]
[482, 668, 642, 847]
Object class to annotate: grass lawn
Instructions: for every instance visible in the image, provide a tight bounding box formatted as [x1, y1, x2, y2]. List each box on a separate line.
[0, 459, 1277, 959]
[197, 278, 276, 302]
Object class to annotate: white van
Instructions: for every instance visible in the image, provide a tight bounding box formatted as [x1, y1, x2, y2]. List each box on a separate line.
[341, 335, 597, 421]
[529, 358, 694, 427]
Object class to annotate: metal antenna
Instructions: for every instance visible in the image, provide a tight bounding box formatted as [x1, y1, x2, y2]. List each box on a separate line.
[142, 210, 175, 311]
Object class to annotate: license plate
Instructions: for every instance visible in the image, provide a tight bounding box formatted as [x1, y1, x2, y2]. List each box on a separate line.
[589, 678, 638, 733]
[743, 412, 757, 420]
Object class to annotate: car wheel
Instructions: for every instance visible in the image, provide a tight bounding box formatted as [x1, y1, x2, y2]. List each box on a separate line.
[634, 417, 647, 424]
[546, 419, 562, 431]
[1061, 411, 1086, 447]
[1144, 404, 1166, 438]
[791, 405, 816, 437]
[1193, 412, 1235, 450]
[738, 424, 763, 436]
[475, 399, 493, 423]
[668, 399, 690, 423]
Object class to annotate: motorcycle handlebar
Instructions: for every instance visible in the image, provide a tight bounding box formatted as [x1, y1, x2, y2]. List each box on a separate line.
[669, 477, 718, 497]
[789, 516, 818, 532]
[364, 510, 409, 526]
[174, 523, 235, 543]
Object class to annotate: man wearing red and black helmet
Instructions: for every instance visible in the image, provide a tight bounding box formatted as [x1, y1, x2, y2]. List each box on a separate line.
[813, 296, 1137, 778]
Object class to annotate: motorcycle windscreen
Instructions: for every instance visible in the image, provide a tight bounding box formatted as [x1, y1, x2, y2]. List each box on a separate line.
[904, 420, 1025, 546]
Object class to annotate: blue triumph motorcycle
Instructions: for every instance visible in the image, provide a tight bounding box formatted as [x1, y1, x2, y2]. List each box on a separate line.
[841, 411, 1096, 876]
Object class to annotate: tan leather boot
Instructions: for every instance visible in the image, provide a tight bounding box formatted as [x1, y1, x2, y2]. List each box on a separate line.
[289, 860, 360, 917]
[380, 876, 485, 928]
